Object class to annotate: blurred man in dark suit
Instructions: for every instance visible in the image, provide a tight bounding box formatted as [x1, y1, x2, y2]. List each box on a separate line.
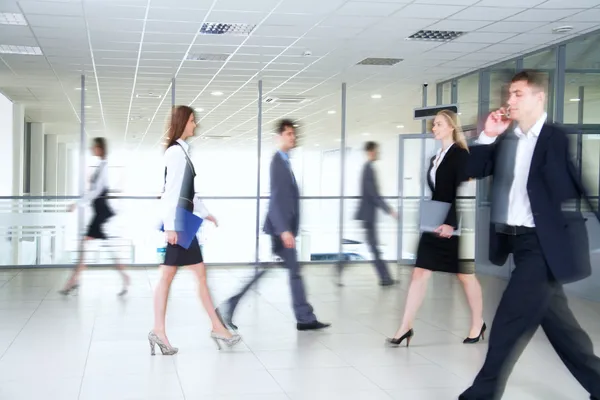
[355, 141, 398, 286]
[460, 70, 600, 400]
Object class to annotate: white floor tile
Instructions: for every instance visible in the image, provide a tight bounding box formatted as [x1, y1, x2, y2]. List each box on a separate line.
[0, 266, 596, 399]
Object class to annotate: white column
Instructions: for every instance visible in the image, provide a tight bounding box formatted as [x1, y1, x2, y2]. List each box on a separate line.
[12, 103, 25, 196]
[66, 143, 78, 196]
[45, 134, 58, 195]
[0, 94, 14, 195]
[29, 123, 45, 195]
[57, 142, 67, 195]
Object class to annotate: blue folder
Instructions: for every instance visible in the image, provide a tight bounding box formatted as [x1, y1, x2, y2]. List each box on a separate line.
[160, 207, 203, 249]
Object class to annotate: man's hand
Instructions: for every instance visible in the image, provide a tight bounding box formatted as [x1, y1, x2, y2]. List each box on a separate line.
[390, 209, 398, 220]
[281, 231, 295, 249]
[206, 215, 218, 227]
[483, 108, 511, 138]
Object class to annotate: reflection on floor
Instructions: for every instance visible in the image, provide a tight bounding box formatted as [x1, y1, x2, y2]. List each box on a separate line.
[0, 264, 599, 400]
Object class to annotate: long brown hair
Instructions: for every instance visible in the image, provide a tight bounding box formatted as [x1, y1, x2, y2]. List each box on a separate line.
[165, 105, 195, 149]
[436, 110, 469, 152]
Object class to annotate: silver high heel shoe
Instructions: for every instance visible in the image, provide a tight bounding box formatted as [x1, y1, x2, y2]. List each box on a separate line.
[148, 331, 178, 356]
[210, 331, 242, 350]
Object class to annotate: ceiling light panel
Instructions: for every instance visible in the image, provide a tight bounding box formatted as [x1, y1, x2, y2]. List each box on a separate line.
[186, 53, 231, 62]
[200, 22, 256, 36]
[356, 57, 403, 66]
[0, 45, 42, 55]
[407, 30, 466, 42]
[0, 13, 27, 26]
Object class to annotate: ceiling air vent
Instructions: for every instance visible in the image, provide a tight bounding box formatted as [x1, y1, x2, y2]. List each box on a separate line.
[186, 53, 230, 62]
[135, 92, 161, 99]
[263, 96, 308, 104]
[357, 58, 403, 66]
[406, 30, 465, 42]
[200, 23, 256, 36]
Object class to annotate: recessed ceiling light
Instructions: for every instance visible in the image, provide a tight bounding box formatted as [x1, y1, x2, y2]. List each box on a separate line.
[196, 108, 204, 112]
[314, 143, 320, 147]
[0, 13, 27, 26]
[136, 92, 161, 99]
[396, 125, 404, 128]
[569, 98, 581, 102]
[211, 91, 224, 96]
[335, 138, 341, 142]
[0, 45, 42, 55]
[362, 132, 370, 136]
[84, 105, 92, 109]
[328, 110, 336, 114]
[371, 94, 382, 99]
[75, 87, 87, 91]
[407, 29, 466, 42]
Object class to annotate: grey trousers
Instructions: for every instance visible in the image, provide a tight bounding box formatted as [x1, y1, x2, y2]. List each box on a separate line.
[363, 221, 392, 282]
[225, 235, 317, 324]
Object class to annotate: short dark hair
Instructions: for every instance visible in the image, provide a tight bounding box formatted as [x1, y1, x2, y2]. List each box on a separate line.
[364, 141, 378, 152]
[93, 137, 107, 158]
[511, 70, 547, 92]
[276, 119, 295, 135]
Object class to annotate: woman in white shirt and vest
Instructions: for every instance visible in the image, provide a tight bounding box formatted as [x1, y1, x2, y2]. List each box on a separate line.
[148, 105, 241, 355]
[59, 137, 130, 296]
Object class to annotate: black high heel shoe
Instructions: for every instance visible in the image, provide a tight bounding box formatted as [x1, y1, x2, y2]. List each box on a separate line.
[463, 322, 487, 344]
[386, 329, 414, 347]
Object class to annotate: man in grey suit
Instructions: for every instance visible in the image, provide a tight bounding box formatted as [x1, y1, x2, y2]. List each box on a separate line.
[217, 120, 330, 331]
[355, 141, 398, 286]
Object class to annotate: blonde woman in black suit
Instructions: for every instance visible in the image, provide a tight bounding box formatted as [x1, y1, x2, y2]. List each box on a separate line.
[387, 110, 485, 347]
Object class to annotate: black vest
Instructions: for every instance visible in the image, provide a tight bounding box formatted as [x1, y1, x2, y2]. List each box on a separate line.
[164, 142, 196, 212]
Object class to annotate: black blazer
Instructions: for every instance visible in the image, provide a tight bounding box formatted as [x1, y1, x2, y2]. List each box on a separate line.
[427, 145, 469, 228]
[355, 161, 391, 223]
[467, 123, 595, 283]
[263, 152, 300, 237]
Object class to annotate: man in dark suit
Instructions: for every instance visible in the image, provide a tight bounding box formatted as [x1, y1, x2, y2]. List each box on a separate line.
[217, 120, 330, 332]
[355, 141, 398, 286]
[460, 70, 600, 399]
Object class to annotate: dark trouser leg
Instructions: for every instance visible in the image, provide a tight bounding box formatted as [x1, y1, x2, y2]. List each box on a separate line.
[225, 268, 269, 314]
[460, 233, 554, 400]
[275, 242, 316, 324]
[541, 287, 600, 398]
[364, 221, 392, 283]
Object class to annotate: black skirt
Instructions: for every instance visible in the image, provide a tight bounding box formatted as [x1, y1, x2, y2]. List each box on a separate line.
[415, 232, 474, 274]
[85, 198, 114, 240]
[164, 236, 203, 267]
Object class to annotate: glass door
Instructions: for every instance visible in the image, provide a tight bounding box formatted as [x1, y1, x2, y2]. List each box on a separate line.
[397, 134, 439, 264]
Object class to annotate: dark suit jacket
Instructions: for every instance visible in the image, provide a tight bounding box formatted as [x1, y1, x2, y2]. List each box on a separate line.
[427, 145, 469, 228]
[355, 161, 390, 223]
[467, 123, 590, 283]
[263, 152, 300, 237]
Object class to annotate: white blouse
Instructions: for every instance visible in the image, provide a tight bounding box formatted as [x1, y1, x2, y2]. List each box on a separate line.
[429, 143, 454, 189]
[78, 159, 108, 206]
[161, 139, 210, 231]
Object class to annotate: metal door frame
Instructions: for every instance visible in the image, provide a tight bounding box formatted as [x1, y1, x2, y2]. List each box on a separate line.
[397, 133, 436, 265]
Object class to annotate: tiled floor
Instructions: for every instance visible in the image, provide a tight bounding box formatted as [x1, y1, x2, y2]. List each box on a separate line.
[0, 264, 599, 400]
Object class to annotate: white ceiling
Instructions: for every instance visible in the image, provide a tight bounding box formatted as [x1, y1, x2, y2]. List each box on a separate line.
[1, 0, 599, 150]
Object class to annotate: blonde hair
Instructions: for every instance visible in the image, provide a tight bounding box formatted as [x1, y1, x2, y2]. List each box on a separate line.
[436, 110, 469, 152]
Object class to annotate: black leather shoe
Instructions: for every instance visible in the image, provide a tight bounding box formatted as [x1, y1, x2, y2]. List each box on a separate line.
[297, 321, 331, 331]
[380, 279, 398, 287]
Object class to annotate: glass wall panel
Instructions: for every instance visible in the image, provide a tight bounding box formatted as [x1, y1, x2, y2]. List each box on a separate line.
[582, 134, 600, 197]
[523, 48, 556, 117]
[456, 73, 479, 127]
[443, 81, 452, 104]
[564, 73, 600, 124]
[489, 60, 517, 112]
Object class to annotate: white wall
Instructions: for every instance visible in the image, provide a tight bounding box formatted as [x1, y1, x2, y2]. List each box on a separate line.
[0, 93, 13, 195]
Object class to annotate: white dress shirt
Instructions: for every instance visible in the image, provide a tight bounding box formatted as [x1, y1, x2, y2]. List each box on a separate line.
[161, 139, 209, 231]
[429, 143, 454, 189]
[477, 112, 547, 227]
[79, 159, 108, 206]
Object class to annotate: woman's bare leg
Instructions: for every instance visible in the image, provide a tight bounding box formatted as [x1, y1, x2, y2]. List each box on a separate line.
[152, 265, 177, 346]
[457, 273, 485, 338]
[393, 267, 432, 338]
[188, 262, 232, 337]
